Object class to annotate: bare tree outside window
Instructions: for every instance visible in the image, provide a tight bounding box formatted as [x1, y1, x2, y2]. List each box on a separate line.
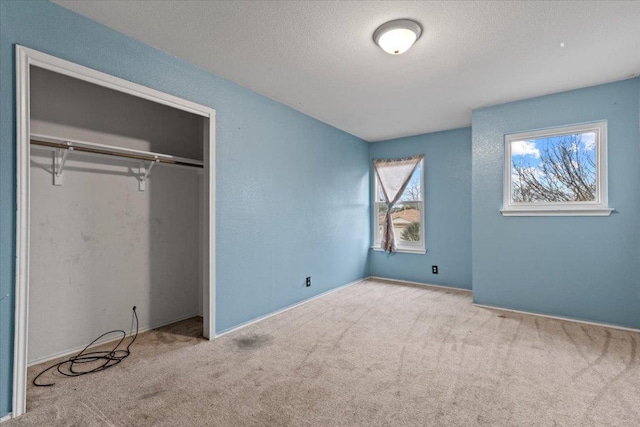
[403, 181, 421, 202]
[511, 133, 596, 203]
[502, 121, 611, 217]
[396, 164, 422, 241]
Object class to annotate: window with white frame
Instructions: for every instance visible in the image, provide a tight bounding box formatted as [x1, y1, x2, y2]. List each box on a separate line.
[502, 120, 612, 216]
[373, 158, 425, 252]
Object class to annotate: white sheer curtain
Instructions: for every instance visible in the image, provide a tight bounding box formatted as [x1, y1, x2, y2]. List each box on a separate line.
[374, 155, 423, 253]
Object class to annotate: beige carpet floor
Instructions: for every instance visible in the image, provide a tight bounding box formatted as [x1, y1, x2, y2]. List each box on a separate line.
[8, 279, 640, 426]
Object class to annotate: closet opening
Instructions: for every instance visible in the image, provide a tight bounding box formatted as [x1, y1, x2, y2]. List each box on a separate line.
[13, 46, 216, 418]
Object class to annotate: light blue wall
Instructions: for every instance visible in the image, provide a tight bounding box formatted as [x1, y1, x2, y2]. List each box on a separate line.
[3, 0, 639, 421]
[472, 78, 640, 329]
[0, 1, 369, 416]
[369, 128, 472, 290]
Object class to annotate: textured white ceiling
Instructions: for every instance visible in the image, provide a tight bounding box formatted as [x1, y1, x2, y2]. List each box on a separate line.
[54, 1, 640, 142]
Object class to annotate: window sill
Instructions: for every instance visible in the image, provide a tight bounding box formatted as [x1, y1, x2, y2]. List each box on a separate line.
[371, 246, 427, 254]
[500, 207, 614, 217]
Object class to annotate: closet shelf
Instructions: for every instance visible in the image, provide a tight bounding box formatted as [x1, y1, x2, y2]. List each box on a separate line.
[30, 133, 204, 168]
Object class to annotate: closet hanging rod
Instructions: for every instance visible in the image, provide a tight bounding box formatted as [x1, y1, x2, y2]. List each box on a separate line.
[30, 134, 204, 168]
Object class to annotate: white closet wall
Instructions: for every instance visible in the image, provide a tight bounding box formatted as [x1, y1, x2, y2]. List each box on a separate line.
[28, 67, 204, 364]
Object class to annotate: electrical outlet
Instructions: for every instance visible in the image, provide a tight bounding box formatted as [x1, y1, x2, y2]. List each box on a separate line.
[432, 266, 438, 274]
[306, 276, 311, 287]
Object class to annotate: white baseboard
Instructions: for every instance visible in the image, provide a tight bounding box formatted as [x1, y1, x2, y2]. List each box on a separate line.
[0, 413, 12, 423]
[368, 276, 472, 293]
[473, 303, 640, 334]
[28, 312, 200, 367]
[372, 278, 640, 334]
[215, 277, 368, 338]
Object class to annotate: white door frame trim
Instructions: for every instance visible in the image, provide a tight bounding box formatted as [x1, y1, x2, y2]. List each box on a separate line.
[12, 45, 216, 419]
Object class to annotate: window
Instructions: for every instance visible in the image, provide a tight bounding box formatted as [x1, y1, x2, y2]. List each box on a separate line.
[502, 121, 613, 216]
[373, 158, 425, 253]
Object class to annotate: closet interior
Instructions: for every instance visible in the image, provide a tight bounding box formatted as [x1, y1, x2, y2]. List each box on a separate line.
[27, 65, 209, 366]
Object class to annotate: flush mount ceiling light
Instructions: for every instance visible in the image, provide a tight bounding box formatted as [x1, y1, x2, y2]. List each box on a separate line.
[373, 19, 422, 55]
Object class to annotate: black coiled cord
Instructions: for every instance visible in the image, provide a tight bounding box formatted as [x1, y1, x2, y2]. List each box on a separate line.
[33, 306, 139, 387]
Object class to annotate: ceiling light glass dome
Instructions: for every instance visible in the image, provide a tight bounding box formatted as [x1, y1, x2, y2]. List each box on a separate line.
[373, 19, 422, 55]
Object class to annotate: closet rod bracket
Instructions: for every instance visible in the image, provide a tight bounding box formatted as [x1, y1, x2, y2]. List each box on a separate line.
[139, 157, 159, 191]
[53, 142, 73, 186]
